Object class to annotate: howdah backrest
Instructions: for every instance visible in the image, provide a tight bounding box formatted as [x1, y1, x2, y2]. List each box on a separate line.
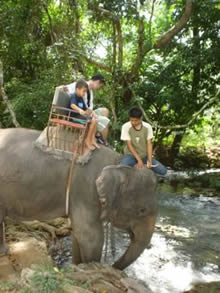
[52, 86, 70, 115]
[47, 86, 89, 154]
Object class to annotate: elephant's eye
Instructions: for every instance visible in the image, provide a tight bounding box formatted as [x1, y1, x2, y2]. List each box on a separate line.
[139, 208, 146, 215]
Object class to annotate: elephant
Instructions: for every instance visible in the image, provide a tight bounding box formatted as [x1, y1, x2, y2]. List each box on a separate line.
[0, 128, 158, 270]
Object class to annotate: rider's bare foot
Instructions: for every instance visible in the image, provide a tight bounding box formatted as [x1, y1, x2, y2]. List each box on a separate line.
[93, 141, 100, 149]
[85, 141, 95, 151]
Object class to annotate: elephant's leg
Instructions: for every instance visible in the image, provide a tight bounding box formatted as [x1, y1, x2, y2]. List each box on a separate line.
[0, 205, 8, 256]
[70, 208, 104, 264]
[79, 221, 103, 263]
[71, 232, 82, 264]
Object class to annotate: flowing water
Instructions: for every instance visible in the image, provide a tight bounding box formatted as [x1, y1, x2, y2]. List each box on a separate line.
[54, 181, 220, 293]
[125, 189, 220, 293]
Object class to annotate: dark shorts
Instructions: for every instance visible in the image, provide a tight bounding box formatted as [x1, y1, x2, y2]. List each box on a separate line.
[71, 114, 92, 125]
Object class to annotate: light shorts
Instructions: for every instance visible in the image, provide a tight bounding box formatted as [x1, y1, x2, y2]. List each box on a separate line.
[94, 108, 110, 132]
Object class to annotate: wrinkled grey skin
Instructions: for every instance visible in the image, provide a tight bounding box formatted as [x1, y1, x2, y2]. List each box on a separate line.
[0, 128, 158, 270]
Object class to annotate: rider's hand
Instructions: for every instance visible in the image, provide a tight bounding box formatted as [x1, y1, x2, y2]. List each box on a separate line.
[147, 161, 152, 169]
[135, 160, 145, 169]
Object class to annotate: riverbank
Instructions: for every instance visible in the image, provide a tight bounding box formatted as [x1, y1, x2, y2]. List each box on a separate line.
[1, 215, 219, 293]
[162, 169, 220, 197]
[0, 217, 153, 293]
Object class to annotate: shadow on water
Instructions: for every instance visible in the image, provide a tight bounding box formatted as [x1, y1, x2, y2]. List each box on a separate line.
[54, 185, 220, 293]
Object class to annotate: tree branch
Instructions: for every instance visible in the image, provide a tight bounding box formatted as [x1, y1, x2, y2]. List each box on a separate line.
[112, 22, 117, 70]
[42, 4, 57, 44]
[130, 16, 145, 76]
[154, 0, 193, 49]
[149, 0, 157, 44]
[115, 20, 123, 67]
[82, 56, 112, 72]
[127, 0, 192, 87]
[87, 5, 123, 68]
[69, 0, 80, 36]
[139, 89, 220, 130]
[0, 87, 21, 128]
[0, 61, 20, 128]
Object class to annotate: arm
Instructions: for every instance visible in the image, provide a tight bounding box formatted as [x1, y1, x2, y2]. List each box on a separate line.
[127, 140, 145, 168]
[69, 94, 88, 115]
[70, 103, 86, 115]
[146, 139, 153, 169]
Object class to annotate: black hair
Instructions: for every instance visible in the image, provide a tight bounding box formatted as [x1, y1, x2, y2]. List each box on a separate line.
[75, 79, 89, 89]
[91, 74, 105, 84]
[129, 106, 143, 118]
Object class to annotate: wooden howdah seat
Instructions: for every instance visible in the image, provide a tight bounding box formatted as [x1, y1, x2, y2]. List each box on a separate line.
[47, 87, 89, 154]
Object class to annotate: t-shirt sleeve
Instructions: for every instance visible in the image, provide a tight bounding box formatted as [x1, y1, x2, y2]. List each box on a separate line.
[120, 123, 131, 141]
[67, 82, 76, 94]
[89, 90, 94, 110]
[146, 123, 153, 140]
[70, 94, 77, 107]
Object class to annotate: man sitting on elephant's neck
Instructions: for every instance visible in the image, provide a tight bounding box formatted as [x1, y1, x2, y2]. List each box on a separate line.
[120, 106, 167, 176]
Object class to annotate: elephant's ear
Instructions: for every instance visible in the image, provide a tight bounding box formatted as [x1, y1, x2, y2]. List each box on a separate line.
[96, 165, 130, 220]
[96, 165, 157, 224]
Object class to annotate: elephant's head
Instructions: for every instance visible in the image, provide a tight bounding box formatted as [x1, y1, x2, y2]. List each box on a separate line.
[96, 165, 158, 270]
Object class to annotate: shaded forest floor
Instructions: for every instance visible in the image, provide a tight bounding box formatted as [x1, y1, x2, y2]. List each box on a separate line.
[158, 145, 220, 170]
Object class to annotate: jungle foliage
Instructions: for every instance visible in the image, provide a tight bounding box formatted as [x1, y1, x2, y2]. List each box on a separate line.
[0, 0, 219, 160]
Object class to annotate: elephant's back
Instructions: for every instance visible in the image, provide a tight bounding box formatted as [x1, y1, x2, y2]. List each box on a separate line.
[0, 128, 40, 151]
[0, 128, 45, 171]
[0, 128, 68, 220]
[0, 127, 68, 178]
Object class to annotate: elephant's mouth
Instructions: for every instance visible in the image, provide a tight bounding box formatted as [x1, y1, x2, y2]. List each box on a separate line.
[100, 208, 130, 230]
[100, 205, 116, 223]
[99, 197, 106, 208]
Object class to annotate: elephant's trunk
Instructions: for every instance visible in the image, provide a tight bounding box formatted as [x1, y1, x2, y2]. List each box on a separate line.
[113, 214, 157, 270]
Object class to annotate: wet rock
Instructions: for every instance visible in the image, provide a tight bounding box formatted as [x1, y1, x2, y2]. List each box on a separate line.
[183, 281, 220, 293]
[156, 224, 193, 238]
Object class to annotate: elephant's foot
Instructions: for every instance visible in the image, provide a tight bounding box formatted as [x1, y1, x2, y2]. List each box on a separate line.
[0, 244, 8, 256]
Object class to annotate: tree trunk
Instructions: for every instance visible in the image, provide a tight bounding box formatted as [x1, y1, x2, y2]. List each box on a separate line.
[170, 131, 185, 161]
[191, 5, 201, 102]
[0, 61, 20, 128]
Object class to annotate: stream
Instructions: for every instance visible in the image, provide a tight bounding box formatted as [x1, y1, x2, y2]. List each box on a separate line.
[54, 181, 220, 293]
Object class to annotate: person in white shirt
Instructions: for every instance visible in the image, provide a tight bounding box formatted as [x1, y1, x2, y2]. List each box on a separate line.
[120, 106, 167, 176]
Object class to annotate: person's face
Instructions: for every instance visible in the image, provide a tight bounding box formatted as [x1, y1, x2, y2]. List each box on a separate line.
[76, 87, 88, 97]
[90, 80, 104, 90]
[130, 117, 142, 129]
